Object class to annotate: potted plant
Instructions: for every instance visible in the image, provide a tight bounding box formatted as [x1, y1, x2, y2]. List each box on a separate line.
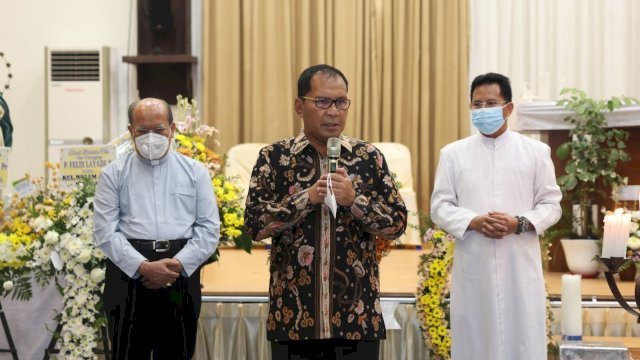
[555, 88, 637, 275]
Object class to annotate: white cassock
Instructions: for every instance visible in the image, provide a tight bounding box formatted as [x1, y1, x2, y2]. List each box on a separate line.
[431, 129, 562, 360]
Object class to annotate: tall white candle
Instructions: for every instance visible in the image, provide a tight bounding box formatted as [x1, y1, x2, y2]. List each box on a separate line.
[561, 274, 583, 339]
[602, 209, 631, 258]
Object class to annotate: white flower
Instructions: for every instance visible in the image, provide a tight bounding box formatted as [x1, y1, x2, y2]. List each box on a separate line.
[44, 230, 60, 244]
[90, 268, 105, 283]
[93, 248, 106, 259]
[33, 216, 53, 232]
[78, 206, 92, 218]
[75, 292, 88, 306]
[73, 264, 87, 277]
[78, 249, 92, 263]
[3, 281, 13, 291]
[631, 222, 640, 234]
[629, 236, 640, 250]
[65, 238, 82, 253]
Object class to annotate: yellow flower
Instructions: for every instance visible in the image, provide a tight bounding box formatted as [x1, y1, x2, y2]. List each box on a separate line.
[179, 138, 192, 148]
[431, 336, 441, 346]
[432, 308, 443, 319]
[437, 325, 447, 336]
[443, 337, 451, 347]
[224, 212, 238, 224]
[195, 142, 205, 152]
[420, 294, 430, 305]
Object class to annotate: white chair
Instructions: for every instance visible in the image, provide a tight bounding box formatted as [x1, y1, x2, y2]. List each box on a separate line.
[224, 143, 268, 207]
[372, 142, 421, 245]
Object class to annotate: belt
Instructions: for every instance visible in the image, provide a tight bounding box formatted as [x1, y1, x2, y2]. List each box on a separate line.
[128, 239, 188, 253]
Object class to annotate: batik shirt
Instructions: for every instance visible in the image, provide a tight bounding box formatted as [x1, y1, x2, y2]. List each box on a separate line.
[244, 131, 407, 342]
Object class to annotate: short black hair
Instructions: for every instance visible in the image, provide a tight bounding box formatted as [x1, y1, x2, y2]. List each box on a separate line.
[297, 64, 349, 98]
[127, 99, 173, 125]
[470, 73, 512, 102]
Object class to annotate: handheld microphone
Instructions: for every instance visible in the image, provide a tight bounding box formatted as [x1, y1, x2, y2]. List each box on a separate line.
[327, 137, 341, 173]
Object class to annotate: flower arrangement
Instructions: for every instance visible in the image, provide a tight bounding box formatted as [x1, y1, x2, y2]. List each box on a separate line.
[0, 164, 107, 359]
[416, 226, 454, 359]
[173, 95, 253, 259]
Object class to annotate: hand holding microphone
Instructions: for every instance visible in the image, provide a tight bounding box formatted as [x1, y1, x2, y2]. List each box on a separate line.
[313, 137, 355, 208]
[327, 137, 341, 173]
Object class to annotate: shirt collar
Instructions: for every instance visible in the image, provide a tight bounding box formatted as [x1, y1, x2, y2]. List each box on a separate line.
[291, 129, 352, 155]
[134, 149, 172, 166]
[479, 128, 512, 146]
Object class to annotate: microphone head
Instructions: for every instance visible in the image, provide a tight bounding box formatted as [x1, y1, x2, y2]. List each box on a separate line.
[327, 137, 341, 158]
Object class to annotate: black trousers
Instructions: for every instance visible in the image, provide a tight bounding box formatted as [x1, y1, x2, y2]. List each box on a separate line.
[103, 245, 201, 360]
[271, 339, 380, 360]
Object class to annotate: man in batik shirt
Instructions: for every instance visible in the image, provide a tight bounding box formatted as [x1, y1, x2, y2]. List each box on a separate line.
[244, 64, 407, 360]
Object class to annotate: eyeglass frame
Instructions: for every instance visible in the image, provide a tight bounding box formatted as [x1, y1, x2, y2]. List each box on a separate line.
[300, 96, 351, 110]
[132, 125, 172, 136]
[469, 100, 510, 109]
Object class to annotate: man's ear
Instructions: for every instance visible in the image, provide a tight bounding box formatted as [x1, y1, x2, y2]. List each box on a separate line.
[504, 102, 515, 117]
[294, 98, 304, 118]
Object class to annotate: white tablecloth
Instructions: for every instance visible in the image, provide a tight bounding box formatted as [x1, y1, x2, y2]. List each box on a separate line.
[0, 281, 61, 360]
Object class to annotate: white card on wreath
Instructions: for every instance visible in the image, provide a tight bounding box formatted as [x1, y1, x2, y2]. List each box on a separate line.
[60, 144, 115, 188]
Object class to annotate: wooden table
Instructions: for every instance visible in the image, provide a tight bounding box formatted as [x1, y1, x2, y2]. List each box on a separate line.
[201, 246, 427, 297]
[545, 271, 636, 300]
[202, 247, 636, 300]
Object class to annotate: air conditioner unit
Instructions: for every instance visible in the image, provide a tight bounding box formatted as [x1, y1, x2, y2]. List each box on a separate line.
[45, 47, 110, 165]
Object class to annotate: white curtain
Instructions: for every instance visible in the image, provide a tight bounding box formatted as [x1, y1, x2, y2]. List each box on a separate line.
[470, 0, 640, 101]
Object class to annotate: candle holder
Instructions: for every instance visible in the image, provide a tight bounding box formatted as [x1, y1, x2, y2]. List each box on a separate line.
[597, 256, 640, 322]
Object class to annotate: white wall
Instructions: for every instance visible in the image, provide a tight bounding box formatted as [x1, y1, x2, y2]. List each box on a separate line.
[0, 0, 135, 183]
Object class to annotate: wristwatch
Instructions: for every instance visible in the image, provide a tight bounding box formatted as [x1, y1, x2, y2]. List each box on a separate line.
[515, 216, 532, 235]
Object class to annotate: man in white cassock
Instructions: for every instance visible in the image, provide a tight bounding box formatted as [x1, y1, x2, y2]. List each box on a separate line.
[431, 73, 562, 360]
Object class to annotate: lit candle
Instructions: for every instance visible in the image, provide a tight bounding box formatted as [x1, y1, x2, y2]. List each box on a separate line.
[602, 209, 631, 259]
[561, 274, 583, 340]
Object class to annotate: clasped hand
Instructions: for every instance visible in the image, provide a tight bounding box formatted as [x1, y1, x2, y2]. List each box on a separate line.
[470, 211, 518, 239]
[138, 258, 183, 289]
[310, 168, 355, 206]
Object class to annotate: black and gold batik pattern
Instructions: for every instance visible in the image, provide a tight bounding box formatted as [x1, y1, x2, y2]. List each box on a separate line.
[244, 131, 407, 342]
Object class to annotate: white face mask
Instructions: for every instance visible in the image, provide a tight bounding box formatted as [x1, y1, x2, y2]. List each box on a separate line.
[134, 132, 171, 161]
[324, 173, 338, 218]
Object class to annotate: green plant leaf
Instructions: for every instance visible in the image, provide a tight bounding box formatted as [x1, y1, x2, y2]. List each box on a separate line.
[556, 142, 571, 160]
[563, 175, 577, 191]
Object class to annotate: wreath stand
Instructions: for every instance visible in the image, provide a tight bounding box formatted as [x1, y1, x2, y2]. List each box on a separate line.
[0, 301, 19, 360]
[43, 322, 110, 360]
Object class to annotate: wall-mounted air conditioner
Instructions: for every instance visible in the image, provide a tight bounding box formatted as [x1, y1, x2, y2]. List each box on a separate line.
[45, 47, 110, 164]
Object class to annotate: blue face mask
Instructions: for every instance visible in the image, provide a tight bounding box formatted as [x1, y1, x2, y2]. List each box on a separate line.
[471, 106, 505, 135]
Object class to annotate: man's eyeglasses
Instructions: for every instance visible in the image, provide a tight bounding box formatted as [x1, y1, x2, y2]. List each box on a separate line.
[301, 96, 351, 110]
[470, 100, 509, 109]
[133, 126, 170, 136]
